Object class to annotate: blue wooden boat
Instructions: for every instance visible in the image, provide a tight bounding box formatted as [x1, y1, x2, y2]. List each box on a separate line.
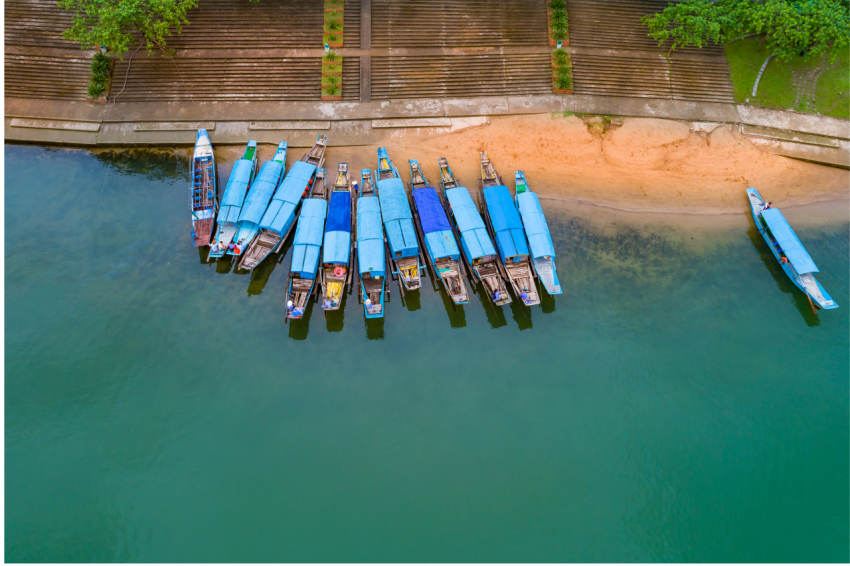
[230, 141, 288, 260]
[209, 140, 258, 259]
[189, 128, 217, 247]
[375, 147, 422, 292]
[356, 169, 387, 318]
[747, 188, 837, 310]
[409, 159, 469, 305]
[285, 169, 329, 320]
[439, 157, 511, 306]
[514, 171, 562, 295]
[479, 152, 540, 307]
[321, 163, 354, 311]
[240, 134, 327, 270]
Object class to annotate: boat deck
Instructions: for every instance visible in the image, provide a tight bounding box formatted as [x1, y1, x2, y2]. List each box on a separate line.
[363, 277, 383, 315]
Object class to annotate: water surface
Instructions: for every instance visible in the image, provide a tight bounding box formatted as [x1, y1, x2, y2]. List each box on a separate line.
[6, 145, 849, 562]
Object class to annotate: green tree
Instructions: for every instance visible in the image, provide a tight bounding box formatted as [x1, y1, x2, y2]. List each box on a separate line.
[642, 0, 849, 61]
[57, 0, 198, 56]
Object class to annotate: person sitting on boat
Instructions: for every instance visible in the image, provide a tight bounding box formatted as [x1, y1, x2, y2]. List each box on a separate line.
[520, 289, 530, 304]
[764, 202, 772, 210]
[492, 290, 500, 302]
[228, 242, 236, 253]
[352, 181, 359, 193]
[210, 241, 221, 254]
[287, 300, 294, 313]
[781, 256, 789, 264]
[364, 297, 372, 309]
[323, 298, 332, 310]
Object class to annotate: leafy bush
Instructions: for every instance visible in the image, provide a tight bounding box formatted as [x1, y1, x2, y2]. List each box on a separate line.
[324, 51, 337, 63]
[548, 0, 566, 11]
[554, 50, 569, 66]
[556, 65, 572, 89]
[323, 85, 340, 96]
[87, 51, 111, 98]
[326, 18, 342, 31]
[552, 11, 567, 27]
[551, 20, 567, 40]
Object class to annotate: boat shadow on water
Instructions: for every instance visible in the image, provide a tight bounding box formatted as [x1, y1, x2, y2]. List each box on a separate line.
[364, 317, 385, 340]
[747, 223, 820, 327]
[246, 250, 287, 297]
[469, 282, 507, 329]
[436, 285, 466, 328]
[509, 298, 534, 331]
[288, 297, 317, 340]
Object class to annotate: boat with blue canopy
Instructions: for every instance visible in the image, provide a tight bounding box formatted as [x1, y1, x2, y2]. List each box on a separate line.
[409, 159, 469, 305]
[321, 163, 354, 311]
[209, 140, 258, 259]
[479, 152, 540, 307]
[439, 157, 511, 306]
[230, 141, 288, 260]
[375, 147, 422, 292]
[515, 171, 562, 295]
[285, 169, 329, 320]
[356, 169, 387, 318]
[747, 188, 837, 310]
[240, 134, 327, 270]
[189, 128, 217, 247]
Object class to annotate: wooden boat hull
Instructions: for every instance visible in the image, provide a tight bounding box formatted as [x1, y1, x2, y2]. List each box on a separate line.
[190, 129, 216, 247]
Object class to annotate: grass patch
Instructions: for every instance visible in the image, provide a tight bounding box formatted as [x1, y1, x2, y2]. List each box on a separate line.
[322, 75, 341, 88]
[725, 37, 849, 119]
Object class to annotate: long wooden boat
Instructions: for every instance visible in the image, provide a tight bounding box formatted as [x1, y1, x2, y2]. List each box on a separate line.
[285, 169, 329, 320]
[747, 188, 837, 310]
[209, 140, 258, 259]
[240, 134, 327, 270]
[409, 159, 469, 305]
[320, 163, 354, 311]
[375, 147, 422, 292]
[478, 152, 541, 307]
[514, 171, 562, 295]
[230, 141, 288, 259]
[439, 157, 511, 306]
[189, 128, 217, 247]
[356, 169, 387, 318]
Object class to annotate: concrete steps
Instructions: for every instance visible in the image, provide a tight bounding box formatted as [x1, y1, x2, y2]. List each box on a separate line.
[5, 0, 78, 49]
[371, 0, 548, 48]
[372, 54, 551, 99]
[5, 53, 91, 100]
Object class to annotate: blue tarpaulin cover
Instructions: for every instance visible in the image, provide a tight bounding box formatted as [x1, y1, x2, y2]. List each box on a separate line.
[483, 185, 529, 259]
[413, 187, 451, 233]
[516, 192, 555, 259]
[260, 161, 316, 233]
[357, 196, 385, 276]
[445, 186, 497, 260]
[326, 191, 352, 232]
[290, 199, 327, 278]
[761, 208, 819, 274]
[323, 232, 351, 264]
[424, 231, 459, 261]
[218, 159, 254, 224]
[377, 178, 418, 258]
[238, 160, 283, 225]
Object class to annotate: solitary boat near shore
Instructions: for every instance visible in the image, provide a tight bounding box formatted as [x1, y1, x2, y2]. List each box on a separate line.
[189, 128, 217, 247]
[514, 171, 562, 295]
[321, 163, 354, 311]
[241, 134, 327, 269]
[747, 188, 837, 310]
[375, 148, 422, 292]
[229, 141, 288, 259]
[409, 159, 469, 305]
[356, 169, 386, 318]
[479, 152, 540, 307]
[285, 169, 329, 320]
[209, 140, 258, 259]
[439, 157, 511, 306]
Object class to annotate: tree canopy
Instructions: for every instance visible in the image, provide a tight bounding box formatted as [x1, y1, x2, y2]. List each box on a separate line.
[642, 0, 850, 61]
[57, 0, 198, 56]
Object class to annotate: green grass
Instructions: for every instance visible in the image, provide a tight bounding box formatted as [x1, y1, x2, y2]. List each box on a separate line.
[725, 37, 849, 119]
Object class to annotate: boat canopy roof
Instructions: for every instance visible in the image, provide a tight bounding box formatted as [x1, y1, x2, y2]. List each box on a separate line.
[326, 191, 351, 233]
[385, 220, 418, 258]
[484, 185, 529, 258]
[259, 161, 316, 233]
[357, 197, 385, 275]
[425, 231, 459, 260]
[413, 187, 451, 233]
[516, 192, 555, 259]
[290, 199, 327, 278]
[377, 178, 411, 222]
[761, 208, 819, 274]
[218, 159, 254, 224]
[238, 160, 283, 225]
[445, 186, 497, 260]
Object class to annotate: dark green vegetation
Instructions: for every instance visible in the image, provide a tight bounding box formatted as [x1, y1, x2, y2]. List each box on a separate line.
[6, 145, 849, 562]
[86, 51, 112, 99]
[549, 0, 568, 41]
[552, 49, 573, 90]
[726, 37, 849, 118]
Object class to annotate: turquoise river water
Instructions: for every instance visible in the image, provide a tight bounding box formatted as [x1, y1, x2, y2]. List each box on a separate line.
[5, 145, 849, 562]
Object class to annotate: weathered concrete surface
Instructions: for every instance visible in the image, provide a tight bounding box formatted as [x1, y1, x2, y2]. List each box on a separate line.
[10, 118, 101, 131]
[561, 95, 742, 123]
[741, 125, 840, 148]
[5, 98, 104, 122]
[443, 96, 510, 117]
[372, 118, 452, 128]
[746, 136, 850, 168]
[134, 121, 215, 131]
[248, 121, 330, 130]
[5, 123, 98, 145]
[738, 105, 850, 140]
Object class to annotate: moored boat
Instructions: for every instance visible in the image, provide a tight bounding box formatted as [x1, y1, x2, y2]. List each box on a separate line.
[747, 188, 837, 310]
[230, 142, 288, 259]
[375, 148, 422, 292]
[285, 169, 329, 320]
[240, 134, 327, 270]
[514, 171, 562, 295]
[189, 128, 217, 247]
[479, 152, 541, 307]
[409, 159, 469, 305]
[209, 140, 258, 258]
[356, 169, 386, 318]
[321, 163, 354, 311]
[439, 157, 511, 306]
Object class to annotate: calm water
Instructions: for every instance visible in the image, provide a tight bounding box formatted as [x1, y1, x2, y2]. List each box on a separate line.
[5, 145, 849, 562]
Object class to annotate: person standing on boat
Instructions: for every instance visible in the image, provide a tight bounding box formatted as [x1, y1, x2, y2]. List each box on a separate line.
[210, 241, 221, 254]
